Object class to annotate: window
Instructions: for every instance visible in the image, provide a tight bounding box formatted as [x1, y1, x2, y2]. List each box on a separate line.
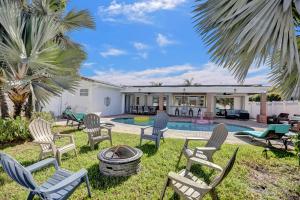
[173, 95, 206, 107]
[136, 97, 140, 105]
[80, 89, 89, 96]
[104, 97, 111, 107]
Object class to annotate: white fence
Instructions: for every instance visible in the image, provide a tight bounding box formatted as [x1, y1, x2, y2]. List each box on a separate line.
[248, 101, 300, 118]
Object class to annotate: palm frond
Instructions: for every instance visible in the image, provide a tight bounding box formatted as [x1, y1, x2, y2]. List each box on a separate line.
[62, 9, 95, 31]
[194, 0, 300, 82]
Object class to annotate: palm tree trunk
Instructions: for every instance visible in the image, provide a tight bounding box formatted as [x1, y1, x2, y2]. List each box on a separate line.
[13, 102, 23, 119]
[24, 92, 33, 119]
[0, 86, 9, 118]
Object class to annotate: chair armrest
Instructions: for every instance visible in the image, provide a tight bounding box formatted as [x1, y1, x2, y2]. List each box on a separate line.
[141, 126, 153, 135]
[195, 147, 217, 152]
[32, 140, 54, 145]
[100, 125, 112, 130]
[26, 158, 59, 172]
[41, 169, 88, 194]
[189, 157, 223, 171]
[55, 133, 75, 144]
[141, 126, 153, 130]
[168, 172, 211, 190]
[160, 127, 168, 133]
[186, 137, 209, 141]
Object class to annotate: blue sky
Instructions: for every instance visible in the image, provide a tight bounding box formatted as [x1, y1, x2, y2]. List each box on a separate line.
[67, 0, 270, 86]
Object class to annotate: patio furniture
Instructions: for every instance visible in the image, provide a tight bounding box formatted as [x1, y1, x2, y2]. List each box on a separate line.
[197, 108, 202, 117]
[268, 113, 290, 124]
[84, 113, 112, 150]
[237, 124, 290, 149]
[29, 118, 77, 165]
[176, 123, 228, 168]
[225, 109, 249, 120]
[138, 106, 143, 114]
[181, 107, 188, 116]
[143, 106, 150, 115]
[0, 153, 91, 200]
[175, 107, 180, 116]
[62, 107, 86, 129]
[189, 108, 194, 117]
[161, 148, 239, 200]
[140, 112, 169, 148]
[131, 106, 137, 114]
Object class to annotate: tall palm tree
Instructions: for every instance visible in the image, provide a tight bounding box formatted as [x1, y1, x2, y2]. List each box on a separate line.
[184, 78, 194, 86]
[0, 0, 92, 118]
[0, 0, 94, 118]
[193, 0, 300, 98]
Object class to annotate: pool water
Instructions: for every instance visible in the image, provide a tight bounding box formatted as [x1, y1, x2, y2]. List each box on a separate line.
[112, 118, 254, 132]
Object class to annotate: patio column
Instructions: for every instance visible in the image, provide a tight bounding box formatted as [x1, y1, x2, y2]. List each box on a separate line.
[257, 92, 267, 123]
[158, 93, 164, 112]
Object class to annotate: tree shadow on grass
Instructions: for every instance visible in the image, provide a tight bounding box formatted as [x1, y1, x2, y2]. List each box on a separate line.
[87, 163, 129, 190]
[136, 143, 158, 157]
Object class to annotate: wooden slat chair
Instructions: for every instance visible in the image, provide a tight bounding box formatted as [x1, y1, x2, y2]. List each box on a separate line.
[83, 113, 112, 150]
[140, 112, 169, 148]
[177, 124, 228, 168]
[29, 118, 77, 165]
[0, 152, 91, 200]
[161, 148, 239, 200]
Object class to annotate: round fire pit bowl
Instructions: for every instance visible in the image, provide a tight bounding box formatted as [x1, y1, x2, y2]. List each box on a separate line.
[98, 145, 143, 177]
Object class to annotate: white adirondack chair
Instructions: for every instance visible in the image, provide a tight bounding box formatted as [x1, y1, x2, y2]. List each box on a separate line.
[177, 123, 228, 168]
[29, 118, 77, 165]
[83, 113, 112, 150]
[161, 148, 239, 200]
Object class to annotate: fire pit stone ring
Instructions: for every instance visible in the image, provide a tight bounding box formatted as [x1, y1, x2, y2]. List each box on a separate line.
[98, 145, 143, 176]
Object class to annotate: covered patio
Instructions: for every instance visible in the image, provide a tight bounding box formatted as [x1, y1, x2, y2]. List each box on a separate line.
[121, 85, 269, 123]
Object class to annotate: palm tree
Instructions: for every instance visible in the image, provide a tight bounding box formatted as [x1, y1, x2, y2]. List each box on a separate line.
[150, 82, 163, 86]
[0, 68, 9, 118]
[193, 0, 300, 98]
[183, 78, 194, 86]
[0, 0, 93, 118]
[0, 0, 94, 118]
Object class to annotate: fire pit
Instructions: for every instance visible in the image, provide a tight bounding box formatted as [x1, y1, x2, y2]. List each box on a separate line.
[98, 145, 143, 176]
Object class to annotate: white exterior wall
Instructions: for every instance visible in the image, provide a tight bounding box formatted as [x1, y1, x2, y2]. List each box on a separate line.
[43, 80, 122, 117]
[248, 101, 300, 118]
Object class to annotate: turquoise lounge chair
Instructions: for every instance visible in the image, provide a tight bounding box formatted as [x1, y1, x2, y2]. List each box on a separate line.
[237, 124, 290, 149]
[63, 107, 86, 129]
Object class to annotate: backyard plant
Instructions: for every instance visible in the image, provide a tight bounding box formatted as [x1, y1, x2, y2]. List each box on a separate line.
[0, 0, 95, 118]
[194, 0, 300, 99]
[293, 133, 300, 165]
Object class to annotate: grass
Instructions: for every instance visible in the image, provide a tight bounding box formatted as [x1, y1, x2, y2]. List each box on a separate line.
[0, 126, 299, 200]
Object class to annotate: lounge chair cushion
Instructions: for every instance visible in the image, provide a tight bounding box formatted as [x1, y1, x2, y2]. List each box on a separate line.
[243, 131, 266, 138]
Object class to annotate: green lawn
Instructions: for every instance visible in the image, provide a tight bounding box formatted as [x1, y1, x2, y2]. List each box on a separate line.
[0, 127, 299, 200]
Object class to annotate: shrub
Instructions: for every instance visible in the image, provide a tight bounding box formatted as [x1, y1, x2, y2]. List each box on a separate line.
[0, 117, 31, 144]
[31, 112, 55, 123]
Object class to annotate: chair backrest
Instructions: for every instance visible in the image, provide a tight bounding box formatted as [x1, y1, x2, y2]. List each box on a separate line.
[211, 147, 239, 188]
[152, 112, 169, 135]
[278, 113, 289, 119]
[0, 152, 37, 191]
[84, 113, 101, 129]
[29, 118, 54, 151]
[206, 123, 228, 149]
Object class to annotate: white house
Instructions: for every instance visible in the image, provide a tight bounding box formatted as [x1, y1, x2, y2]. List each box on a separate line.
[44, 77, 269, 119]
[43, 77, 123, 116]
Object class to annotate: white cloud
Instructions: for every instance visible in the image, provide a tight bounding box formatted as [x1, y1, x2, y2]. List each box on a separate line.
[133, 42, 149, 50]
[98, 0, 186, 23]
[100, 48, 127, 58]
[90, 62, 270, 86]
[137, 52, 148, 59]
[156, 33, 175, 47]
[82, 62, 96, 68]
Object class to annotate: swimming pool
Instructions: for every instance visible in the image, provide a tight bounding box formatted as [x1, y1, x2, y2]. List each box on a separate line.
[112, 118, 254, 132]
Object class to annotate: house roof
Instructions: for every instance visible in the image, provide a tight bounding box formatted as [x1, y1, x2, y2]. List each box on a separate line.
[80, 76, 122, 89]
[121, 84, 269, 94]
